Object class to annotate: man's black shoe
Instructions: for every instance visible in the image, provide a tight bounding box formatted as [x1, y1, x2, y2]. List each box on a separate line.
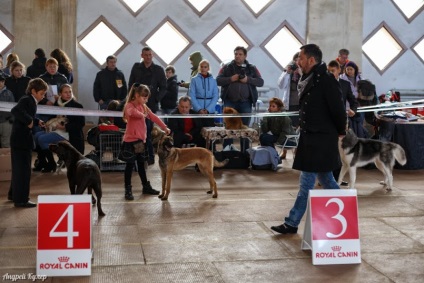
[14, 201, 37, 208]
[271, 223, 298, 234]
[341, 181, 349, 186]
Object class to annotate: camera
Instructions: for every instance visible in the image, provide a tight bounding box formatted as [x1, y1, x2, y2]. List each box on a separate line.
[177, 80, 185, 86]
[289, 63, 298, 71]
[238, 64, 247, 80]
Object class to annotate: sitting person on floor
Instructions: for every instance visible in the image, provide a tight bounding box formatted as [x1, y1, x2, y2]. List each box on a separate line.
[167, 96, 206, 148]
[259, 97, 296, 159]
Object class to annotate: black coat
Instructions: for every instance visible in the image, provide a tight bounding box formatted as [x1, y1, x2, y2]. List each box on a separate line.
[26, 57, 47, 78]
[5, 76, 31, 102]
[161, 75, 178, 109]
[93, 67, 127, 102]
[167, 108, 204, 148]
[293, 62, 347, 172]
[10, 94, 39, 149]
[128, 62, 166, 113]
[340, 78, 358, 112]
[54, 99, 85, 154]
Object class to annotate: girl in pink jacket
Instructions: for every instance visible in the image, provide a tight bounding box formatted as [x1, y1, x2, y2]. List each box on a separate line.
[122, 84, 170, 200]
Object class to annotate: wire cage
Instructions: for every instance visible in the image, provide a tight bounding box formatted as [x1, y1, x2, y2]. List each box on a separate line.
[99, 132, 126, 171]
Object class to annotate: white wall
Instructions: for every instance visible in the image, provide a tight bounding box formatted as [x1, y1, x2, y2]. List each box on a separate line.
[362, 0, 424, 96]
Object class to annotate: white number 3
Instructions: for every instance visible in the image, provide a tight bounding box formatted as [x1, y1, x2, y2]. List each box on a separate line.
[325, 198, 347, 238]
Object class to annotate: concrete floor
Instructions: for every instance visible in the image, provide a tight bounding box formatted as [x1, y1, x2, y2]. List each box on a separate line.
[0, 150, 423, 283]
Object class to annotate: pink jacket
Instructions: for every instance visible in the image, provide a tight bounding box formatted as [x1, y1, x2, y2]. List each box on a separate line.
[123, 101, 167, 142]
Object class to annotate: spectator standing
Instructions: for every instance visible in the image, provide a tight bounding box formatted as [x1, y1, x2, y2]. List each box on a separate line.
[128, 46, 166, 165]
[336, 48, 350, 74]
[217, 46, 264, 149]
[50, 48, 73, 83]
[26, 48, 47, 78]
[270, 44, 346, 234]
[189, 59, 219, 128]
[277, 52, 301, 127]
[0, 54, 7, 78]
[161, 65, 179, 115]
[8, 78, 48, 208]
[0, 74, 15, 147]
[93, 55, 127, 110]
[340, 61, 367, 138]
[180, 51, 203, 89]
[5, 61, 31, 102]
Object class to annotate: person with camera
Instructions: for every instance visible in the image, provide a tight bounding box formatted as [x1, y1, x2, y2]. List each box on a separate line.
[277, 52, 301, 127]
[216, 46, 264, 150]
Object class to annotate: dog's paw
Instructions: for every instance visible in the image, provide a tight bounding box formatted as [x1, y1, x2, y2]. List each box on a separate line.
[160, 197, 168, 201]
[98, 211, 106, 217]
[158, 194, 163, 198]
[379, 181, 387, 185]
[212, 194, 218, 198]
[206, 190, 212, 194]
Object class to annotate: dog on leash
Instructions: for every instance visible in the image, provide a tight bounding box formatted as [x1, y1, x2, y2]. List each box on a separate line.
[157, 135, 228, 200]
[45, 116, 68, 132]
[338, 129, 407, 191]
[223, 107, 248, 130]
[49, 141, 105, 216]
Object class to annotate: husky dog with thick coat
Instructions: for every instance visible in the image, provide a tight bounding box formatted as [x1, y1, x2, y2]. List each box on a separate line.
[338, 129, 406, 191]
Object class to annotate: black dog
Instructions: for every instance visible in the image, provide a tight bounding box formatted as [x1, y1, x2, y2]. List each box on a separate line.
[49, 141, 105, 216]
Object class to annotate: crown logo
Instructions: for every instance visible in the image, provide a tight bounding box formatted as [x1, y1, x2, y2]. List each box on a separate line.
[58, 256, 70, 263]
[331, 246, 342, 252]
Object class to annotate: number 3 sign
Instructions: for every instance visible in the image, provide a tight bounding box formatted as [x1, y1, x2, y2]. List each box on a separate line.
[37, 195, 92, 277]
[301, 189, 361, 265]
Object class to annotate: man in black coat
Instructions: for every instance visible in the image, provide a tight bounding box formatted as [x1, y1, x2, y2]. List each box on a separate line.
[128, 47, 166, 165]
[271, 44, 347, 234]
[328, 59, 359, 184]
[8, 78, 48, 208]
[93, 55, 127, 110]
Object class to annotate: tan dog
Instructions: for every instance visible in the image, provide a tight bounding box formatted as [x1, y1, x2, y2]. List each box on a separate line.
[157, 135, 228, 200]
[151, 125, 166, 151]
[45, 116, 68, 132]
[223, 107, 247, 129]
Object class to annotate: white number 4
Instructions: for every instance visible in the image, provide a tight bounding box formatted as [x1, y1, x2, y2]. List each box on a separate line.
[49, 205, 79, 248]
[325, 198, 347, 238]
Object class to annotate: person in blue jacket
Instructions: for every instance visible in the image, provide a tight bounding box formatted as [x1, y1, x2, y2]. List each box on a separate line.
[189, 59, 219, 129]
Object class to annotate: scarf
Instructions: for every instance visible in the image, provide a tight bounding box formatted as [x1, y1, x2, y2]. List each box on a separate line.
[57, 96, 74, 107]
[297, 72, 313, 95]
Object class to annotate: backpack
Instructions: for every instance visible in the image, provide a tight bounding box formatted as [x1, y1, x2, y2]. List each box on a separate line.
[247, 146, 280, 171]
[357, 80, 378, 125]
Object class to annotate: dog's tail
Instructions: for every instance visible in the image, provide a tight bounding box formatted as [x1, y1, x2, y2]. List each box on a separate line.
[394, 145, 407, 166]
[214, 158, 229, 168]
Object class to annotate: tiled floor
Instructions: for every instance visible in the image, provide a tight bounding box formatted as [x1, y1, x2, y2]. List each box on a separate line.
[0, 150, 423, 282]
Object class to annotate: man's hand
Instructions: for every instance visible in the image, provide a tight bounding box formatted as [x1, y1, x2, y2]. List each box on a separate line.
[347, 109, 355, 117]
[239, 76, 248, 83]
[231, 74, 239, 82]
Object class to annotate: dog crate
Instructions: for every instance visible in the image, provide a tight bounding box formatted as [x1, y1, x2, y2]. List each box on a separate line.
[99, 131, 126, 171]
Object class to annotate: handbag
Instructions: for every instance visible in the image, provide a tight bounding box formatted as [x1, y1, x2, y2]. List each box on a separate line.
[118, 140, 145, 162]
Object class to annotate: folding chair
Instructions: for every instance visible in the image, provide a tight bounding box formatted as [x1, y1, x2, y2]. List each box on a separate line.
[276, 134, 299, 158]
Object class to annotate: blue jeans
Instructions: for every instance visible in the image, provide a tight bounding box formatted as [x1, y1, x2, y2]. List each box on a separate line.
[34, 131, 66, 150]
[284, 171, 340, 227]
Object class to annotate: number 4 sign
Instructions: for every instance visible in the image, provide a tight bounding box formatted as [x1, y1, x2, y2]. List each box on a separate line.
[301, 189, 361, 265]
[37, 195, 92, 276]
